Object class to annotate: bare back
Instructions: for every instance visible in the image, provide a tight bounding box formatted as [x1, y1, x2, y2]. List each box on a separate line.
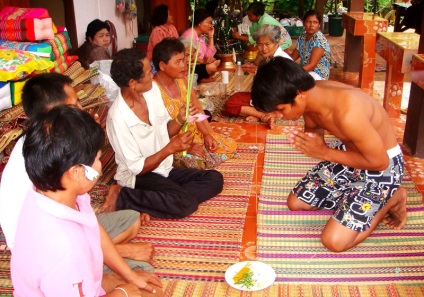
[303, 81, 398, 170]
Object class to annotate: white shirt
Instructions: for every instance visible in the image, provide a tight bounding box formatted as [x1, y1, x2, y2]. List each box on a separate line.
[106, 82, 173, 188]
[0, 137, 30, 250]
[274, 47, 293, 60]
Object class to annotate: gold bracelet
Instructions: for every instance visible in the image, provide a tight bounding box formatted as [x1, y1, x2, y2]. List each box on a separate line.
[175, 117, 184, 126]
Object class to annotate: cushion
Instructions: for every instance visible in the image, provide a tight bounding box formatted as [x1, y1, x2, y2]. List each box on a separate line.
[0, 7, 53, 41]
[0, 7, 49, 20]
[0, 22, 54, 41]
[0, 49, 54, 81]
[10, 79, 27, 105]
[0, 39, 52, 56]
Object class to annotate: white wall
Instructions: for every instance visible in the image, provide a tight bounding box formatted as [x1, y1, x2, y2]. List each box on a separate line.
[73, 0, 138, 50]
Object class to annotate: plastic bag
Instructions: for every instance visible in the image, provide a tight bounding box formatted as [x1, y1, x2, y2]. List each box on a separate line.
[89, 60, 119, 106]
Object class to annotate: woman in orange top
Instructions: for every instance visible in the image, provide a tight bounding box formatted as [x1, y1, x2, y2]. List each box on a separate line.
[152, 38, 237, 169]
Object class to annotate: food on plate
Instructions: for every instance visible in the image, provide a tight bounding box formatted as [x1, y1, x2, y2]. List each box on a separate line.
[232, 262, 256, 289]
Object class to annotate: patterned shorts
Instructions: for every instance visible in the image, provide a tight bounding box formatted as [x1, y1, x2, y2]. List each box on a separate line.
[292, 141, 404, 232]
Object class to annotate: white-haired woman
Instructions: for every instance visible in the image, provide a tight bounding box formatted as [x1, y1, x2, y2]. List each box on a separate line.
[222, 24, 292, 128]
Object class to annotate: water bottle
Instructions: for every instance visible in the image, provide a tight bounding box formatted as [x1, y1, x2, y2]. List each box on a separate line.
[234, 61, 244, 92]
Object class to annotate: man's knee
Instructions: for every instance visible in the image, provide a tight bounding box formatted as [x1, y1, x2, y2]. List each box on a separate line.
[128, 216, 141, 237]
[174, 199, 198, 219]
[207, 170, 224, 194]
[321, 234, 349, 253]
[287, 193, 304, 211]
[321, 220, 357, 252]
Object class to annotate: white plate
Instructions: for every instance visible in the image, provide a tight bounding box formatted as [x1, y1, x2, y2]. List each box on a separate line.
[225, 261, 276, 291]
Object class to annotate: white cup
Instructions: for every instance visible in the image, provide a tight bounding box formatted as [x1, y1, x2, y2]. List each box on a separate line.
[221, 71, 229, 84]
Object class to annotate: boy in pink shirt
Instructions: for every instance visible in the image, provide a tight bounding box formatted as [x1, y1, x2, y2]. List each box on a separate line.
[11, 106, 160, 296]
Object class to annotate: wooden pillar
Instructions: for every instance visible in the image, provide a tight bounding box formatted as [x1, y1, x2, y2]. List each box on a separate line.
[349, 0, 364, 12]
[403, 6, 424, 158]
[316, 0, 325, 32]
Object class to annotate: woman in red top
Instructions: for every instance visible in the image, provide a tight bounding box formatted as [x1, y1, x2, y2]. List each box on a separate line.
[147, 5, 179, 60]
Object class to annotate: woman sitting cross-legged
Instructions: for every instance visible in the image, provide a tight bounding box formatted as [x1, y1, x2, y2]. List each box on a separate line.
[221, 24, 290, 129]
[12, 105, 162, 296]
[152, 38, 237, 169]
[288, 9, 331, 80]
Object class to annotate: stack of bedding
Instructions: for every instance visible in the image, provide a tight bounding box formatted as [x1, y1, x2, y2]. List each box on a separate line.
[0, 6, 73, 74]
[0, 6, 74, 112]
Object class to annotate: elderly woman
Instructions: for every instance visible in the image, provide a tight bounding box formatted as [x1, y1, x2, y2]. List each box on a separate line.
[146, 4, 179, 61]
[181, 8, 216, 64]
[76, 19, 111, 69]
[153, 38, 237, 169]
[221, 24, 292, 128]
[244, 24, 292, 67]
[289, 10, 330, 80]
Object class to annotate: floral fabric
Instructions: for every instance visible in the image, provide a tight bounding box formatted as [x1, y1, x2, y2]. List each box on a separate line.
[0, 49, 53, 81]
[296, 30, 331, 80]
[158, 78, 237, 169]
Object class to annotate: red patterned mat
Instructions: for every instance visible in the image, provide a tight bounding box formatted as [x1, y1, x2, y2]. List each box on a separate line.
[254, 132, 424, 295]
[132, 143, 259, 281]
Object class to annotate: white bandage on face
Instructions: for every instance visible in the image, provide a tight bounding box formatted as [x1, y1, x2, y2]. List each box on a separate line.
[81, 164, 100, 181]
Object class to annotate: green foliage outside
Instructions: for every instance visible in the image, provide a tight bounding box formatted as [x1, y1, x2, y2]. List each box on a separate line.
[189, 0, 397, 19]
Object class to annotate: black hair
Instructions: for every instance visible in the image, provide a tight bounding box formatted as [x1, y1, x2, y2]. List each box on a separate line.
[192, 8, 213, 27]
[303, 10, 322, 24]
[85, 19, 110, 42]
[251, 57, 315, 112]
[247, 2, 265, 16]
[23, 105, 105, 192]
[22, 73, 73, 119]
[151, 4, 169, 27]
[111, 48, 146, 88]
[205, 0, 219, 16]
[152, 37, 185, 70]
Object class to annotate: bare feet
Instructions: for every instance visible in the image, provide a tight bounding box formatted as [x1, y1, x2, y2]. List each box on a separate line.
[100, 184, 121, 213]
[140, 213, 150, 226]
[382, 187, 407, 230]
[116, 242, 156, 264]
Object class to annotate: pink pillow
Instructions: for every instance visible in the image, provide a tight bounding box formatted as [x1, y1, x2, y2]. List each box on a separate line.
[0, 7, 49, 20]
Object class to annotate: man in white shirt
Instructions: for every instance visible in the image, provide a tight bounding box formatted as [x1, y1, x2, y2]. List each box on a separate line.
[106, 48, 224, 218]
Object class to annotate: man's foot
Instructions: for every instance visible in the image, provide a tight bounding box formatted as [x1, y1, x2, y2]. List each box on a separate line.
[140, 213, 150, 226]
[245, 115, 260, 123]
[100, 184, 121, 213]
[117, 242, 156, 263]
[261, 113, 276, 129]
[382, 187, 407, 230]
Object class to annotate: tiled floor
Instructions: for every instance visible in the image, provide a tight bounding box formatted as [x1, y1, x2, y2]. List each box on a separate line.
[235, 43, 424, 261]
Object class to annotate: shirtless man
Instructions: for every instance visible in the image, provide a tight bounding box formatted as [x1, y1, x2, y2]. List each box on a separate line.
[251, 57, 407, 252]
